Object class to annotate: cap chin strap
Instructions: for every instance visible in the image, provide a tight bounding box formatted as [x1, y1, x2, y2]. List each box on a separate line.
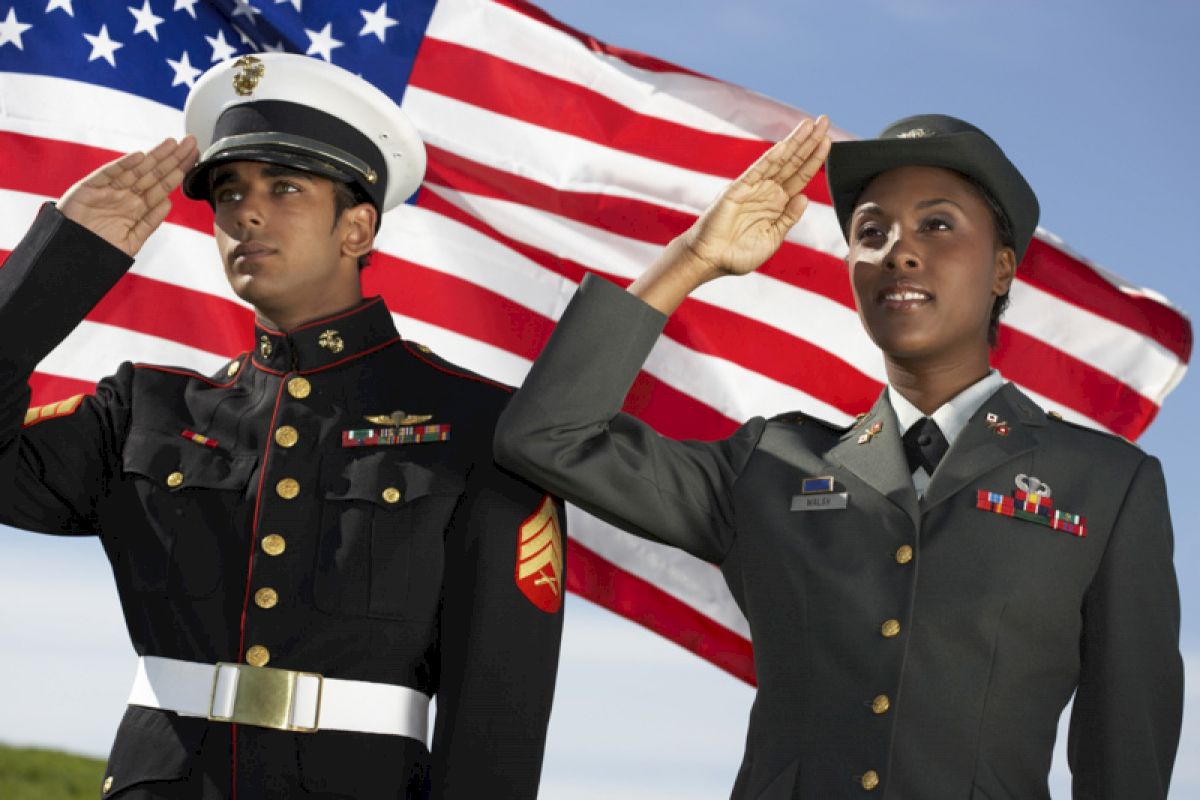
[202, 131, 379, 186]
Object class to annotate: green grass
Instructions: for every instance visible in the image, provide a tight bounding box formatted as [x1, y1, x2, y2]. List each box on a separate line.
[0, 743, 105, 800]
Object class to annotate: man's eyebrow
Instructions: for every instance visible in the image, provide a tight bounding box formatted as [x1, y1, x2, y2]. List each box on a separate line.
[260, 164, 315, 180]
[210, 168, 237, 190]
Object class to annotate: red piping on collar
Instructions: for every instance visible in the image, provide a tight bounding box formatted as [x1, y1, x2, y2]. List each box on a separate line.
[249, 336, 402, 375]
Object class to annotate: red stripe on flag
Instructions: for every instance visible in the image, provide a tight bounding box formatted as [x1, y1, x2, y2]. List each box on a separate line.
[423, 145, 855, 307]
[487, 0, 713, 79]
[566, 539, 756, 684]
[0, 131, 216, 235]
[88, 273, 250, 358]
[1019, 237, 1192, 363]
[413, 37, 831, 201]
[994, 327, 1157, 438]
[414, 190, 882, 415]
[28, 372, 96, 408]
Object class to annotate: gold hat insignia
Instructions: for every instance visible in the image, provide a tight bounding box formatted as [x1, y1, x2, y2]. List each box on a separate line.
[232, 55, 265, 97]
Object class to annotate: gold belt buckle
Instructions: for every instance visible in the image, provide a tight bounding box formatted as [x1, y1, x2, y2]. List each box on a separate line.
[208, 662, 324, 733]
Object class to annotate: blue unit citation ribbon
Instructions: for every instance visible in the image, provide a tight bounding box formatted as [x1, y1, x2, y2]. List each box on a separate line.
[342, 424, 452, 448]
[975, 473, 1086, 537]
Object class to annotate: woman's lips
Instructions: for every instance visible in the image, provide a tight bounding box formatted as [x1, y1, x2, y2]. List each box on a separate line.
[878, 284, 933, 311]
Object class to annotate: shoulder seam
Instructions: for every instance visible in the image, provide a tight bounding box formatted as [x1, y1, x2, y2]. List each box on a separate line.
[402, 341, 512, 394]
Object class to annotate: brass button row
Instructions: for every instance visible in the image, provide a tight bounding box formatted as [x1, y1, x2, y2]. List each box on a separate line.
[254, 587, 278, 609]
[274, 425, 299, 448]
[245, 645, 270, 667]
[881, 618, 901, 639]
[861, 769, 880, 790]
[276, 478, 300, 500]
[287, 376, 311, 399]
[871, 694, 890, 715]
[261, 534, 286, 556]
[895, 544, 913, 565]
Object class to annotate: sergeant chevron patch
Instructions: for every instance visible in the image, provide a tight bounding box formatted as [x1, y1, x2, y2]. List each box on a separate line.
[516, 495, 564, 613]
[22, 394, 85, 428]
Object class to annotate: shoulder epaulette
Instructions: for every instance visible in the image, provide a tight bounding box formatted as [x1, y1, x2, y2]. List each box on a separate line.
[768, 410, 852, 435]
[1044, 409, 1142, 451]
[403, 341, 512, 393]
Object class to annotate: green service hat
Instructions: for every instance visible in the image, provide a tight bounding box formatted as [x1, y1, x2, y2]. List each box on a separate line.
[826, 114, 1039, 261]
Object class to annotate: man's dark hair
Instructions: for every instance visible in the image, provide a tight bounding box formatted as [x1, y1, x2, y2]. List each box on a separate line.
[961, 174, 1015, 348]
[331, 180, 374, 270]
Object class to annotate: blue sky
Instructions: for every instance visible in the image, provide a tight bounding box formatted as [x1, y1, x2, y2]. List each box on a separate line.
[1, 1, 1197, 797]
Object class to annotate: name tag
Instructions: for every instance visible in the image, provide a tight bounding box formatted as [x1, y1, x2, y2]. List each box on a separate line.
[791, 492, 849, 512]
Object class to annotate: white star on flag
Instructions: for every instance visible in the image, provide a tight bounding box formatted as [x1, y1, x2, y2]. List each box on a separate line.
[128, 1, 165, 42]
[231, 0, 262, 24]
[0, 8, 32, 50]
[274, 0, 302, 12]
[304, 22, 342, 62]
[359, 3, 398, 44]
[44, 0, 73, 17]
[83, 24, 123, 67]
[205, 29, 237, 62]
[173, 0, 199, 19]
[166, 49, 201, 87]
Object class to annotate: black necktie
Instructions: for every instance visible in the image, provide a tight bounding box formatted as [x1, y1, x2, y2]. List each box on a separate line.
[902, 417, 949, 475]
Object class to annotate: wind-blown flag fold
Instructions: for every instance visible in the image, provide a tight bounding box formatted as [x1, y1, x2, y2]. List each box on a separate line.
[0, 0, 1190, 684]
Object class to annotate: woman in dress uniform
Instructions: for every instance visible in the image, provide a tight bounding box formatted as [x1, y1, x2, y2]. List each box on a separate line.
[495, 114, 1182, 798]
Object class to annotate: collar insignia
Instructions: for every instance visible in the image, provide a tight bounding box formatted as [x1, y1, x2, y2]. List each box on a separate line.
[259, 334, 273, 359]
[318, 329, 345, 354]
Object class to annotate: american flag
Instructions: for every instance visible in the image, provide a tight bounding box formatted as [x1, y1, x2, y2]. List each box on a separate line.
[0, 0, 1190, 684]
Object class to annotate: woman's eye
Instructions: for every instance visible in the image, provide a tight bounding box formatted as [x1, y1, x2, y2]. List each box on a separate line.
[923, 217, 952, 231]
[856, 223, 883, 240]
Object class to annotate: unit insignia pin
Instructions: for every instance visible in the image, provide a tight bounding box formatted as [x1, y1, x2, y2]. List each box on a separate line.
[259, 335, 273, 359]
[985, 412, 1010, 437]
[857, 421, 883, 445]
[318, 329, 345, 354]
[232, 55, 264, 96]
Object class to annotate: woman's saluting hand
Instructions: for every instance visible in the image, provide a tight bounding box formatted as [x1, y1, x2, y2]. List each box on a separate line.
[630, 116, 831, 314]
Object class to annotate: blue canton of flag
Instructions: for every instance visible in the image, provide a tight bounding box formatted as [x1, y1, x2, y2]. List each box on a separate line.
[0, 0, 436, 109]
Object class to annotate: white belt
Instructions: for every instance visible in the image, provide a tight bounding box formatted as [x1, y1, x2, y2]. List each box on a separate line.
[128, 656, 429, 743]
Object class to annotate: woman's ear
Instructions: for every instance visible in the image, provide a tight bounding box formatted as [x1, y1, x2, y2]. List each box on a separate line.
[342, 204, 377, 258]
[993, 246, 1017, 296]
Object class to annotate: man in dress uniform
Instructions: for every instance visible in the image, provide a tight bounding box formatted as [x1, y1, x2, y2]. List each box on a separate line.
[0, 54, 564, 798]
[495, 115, 1182, 797]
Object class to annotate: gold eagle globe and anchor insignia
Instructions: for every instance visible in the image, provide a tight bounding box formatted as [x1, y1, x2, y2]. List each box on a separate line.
[317, 329, 345, 354]
[259, 334, 273, 359]
[515, 495, 564, 613]
[232, 55, 265, 96]
[364, 411, 434, 426]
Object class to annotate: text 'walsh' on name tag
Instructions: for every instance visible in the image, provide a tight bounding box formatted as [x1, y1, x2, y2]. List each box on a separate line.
[791, 492, 849, 512]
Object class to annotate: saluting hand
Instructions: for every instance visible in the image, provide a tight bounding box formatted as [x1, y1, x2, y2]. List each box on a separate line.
[684, 115, 831, 276]
[58, 136, 199, 258]
[629, 116, 831, 315]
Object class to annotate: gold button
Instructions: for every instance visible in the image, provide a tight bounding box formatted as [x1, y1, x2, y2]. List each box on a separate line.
[871, 694, 891, 715]
[103, 775, 114, 793]
[274, 425, 299, 448]
[227, 361, 240, 377]
[261, 534, 286, 556]
[895, 545, 914, 565]
[245, 645, 270, 667]
[861, 770, 880, 791]
[254, 587, 279, 609]
[276, 478, 300, 499]
[881, 619, 901, 638]
[287, 376, 311, 399]
[166, 471, 184, 488]
[1049, 410, 1063, 420]
[382, 487, 402, 504]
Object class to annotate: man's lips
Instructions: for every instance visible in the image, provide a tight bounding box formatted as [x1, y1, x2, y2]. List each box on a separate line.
[230, 241, 276, 266]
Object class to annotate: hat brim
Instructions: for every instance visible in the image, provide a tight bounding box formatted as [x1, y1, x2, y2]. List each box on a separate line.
[183, 144, 362, 203]
[826, 131, 1039, 261]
